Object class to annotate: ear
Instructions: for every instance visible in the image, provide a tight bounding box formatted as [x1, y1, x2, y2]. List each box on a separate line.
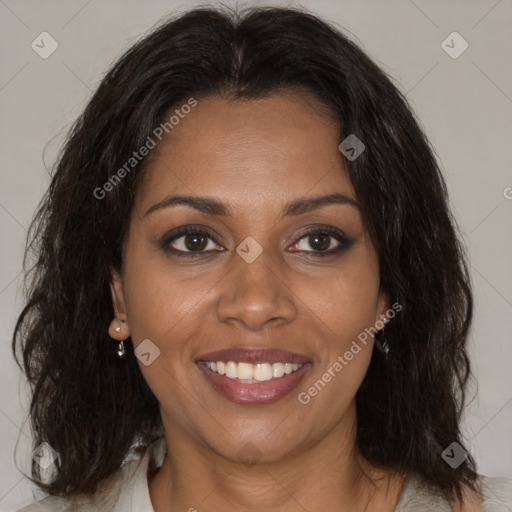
[375, 290, 391, 326]
[109, 267, 127, 321]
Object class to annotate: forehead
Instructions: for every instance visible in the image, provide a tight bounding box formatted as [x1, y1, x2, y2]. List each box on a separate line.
[135, 92, 354, 213]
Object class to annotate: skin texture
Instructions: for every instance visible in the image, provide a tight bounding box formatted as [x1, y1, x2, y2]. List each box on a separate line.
[108, 92, 411, 511]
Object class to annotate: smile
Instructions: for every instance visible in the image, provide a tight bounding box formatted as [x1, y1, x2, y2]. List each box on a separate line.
[196, 347, 312, 405]
[203, 361, 304, 383]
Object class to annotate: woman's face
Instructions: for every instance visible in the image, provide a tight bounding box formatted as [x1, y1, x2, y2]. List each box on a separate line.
[111, 92, 389, 463]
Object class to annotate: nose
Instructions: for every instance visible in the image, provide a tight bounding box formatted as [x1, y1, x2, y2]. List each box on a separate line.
[215, 249, 298, 332]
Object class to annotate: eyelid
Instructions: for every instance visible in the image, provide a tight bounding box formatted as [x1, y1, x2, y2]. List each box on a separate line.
[159, 224, 225, 257]
[160, 224, 354, 257]
[289, 225, 354, 254]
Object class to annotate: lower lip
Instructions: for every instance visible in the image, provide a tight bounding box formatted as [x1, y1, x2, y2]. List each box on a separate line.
[197, 362, 312, 405]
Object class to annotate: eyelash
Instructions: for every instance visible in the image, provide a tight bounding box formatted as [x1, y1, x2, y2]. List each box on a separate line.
[160, 224, 354, 258]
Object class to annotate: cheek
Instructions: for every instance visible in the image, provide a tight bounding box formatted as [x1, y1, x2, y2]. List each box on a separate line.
[123, 238, 380, 348]
[125, 283, 207, 366]
[122, 221, 380, 344]
[121, 245, 216, 344]
[305, 255, 381, 343]
[295, 261, 379, 421]
[120, 256, 210, 410]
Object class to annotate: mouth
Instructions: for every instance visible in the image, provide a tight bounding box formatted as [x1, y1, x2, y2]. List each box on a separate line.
[196, 347, 312, 405]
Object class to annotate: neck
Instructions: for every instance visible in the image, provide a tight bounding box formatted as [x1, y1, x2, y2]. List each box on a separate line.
[148, 403, 402, 512]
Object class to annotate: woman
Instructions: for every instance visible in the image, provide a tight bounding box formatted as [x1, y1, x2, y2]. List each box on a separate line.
[12, 5, 512, 511]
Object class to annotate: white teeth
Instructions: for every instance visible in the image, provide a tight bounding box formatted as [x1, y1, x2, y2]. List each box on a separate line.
[254, 363, 273, 381]
[225, 361, 237, 378]
[272, 363, 285, 378]
[237, 362, 254, 380]
[284, 363, 294, 374]
[203, 361, 303, 382]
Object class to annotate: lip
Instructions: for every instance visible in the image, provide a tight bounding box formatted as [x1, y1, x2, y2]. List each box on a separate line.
[196, 347, 313, 405]
[196, 347, 312, 365]
[197, 360, 312, 405]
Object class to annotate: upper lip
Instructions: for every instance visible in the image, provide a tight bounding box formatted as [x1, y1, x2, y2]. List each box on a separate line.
[196, 347, 312, 365]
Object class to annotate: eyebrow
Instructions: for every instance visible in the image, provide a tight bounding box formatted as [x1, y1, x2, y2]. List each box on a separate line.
[143, 192, 360, 218]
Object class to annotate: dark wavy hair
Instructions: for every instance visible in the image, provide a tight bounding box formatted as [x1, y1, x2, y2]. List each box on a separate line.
[12, 4, 478, 504]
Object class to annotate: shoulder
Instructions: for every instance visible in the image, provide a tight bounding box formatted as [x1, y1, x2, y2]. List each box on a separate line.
[453, 476, 512, 512]
[478, 475, 512, 511]
[395, 474, 512, 512]
[15, 459, 139, 512]
[16, 438, 167, 512]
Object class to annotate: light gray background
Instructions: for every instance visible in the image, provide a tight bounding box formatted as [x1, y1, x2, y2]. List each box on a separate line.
[1, 0, 511, 510]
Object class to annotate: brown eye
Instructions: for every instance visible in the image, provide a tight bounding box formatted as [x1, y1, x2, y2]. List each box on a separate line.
[308, 233, 331, 251]
[183, 233, 208, 251]
[160, 226, 224, 257]
[289, 227, 354, 256]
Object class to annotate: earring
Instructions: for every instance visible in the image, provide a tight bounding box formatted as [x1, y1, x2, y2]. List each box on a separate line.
[117, 340, 126, 358]
[109, 319, 128, 358]
[375, 328, 390, 359]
